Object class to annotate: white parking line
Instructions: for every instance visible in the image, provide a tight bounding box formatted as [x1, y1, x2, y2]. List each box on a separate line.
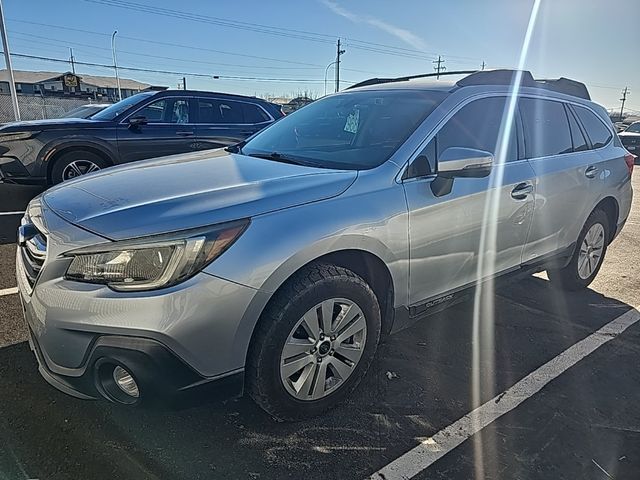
[369, 306, 640, 480]
[0, 211, 24, 216]
[0, 287, 18, 297]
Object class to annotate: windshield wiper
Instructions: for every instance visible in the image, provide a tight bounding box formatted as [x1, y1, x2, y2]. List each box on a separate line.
[225, 140, 247, 154]
[246, 151, 308, 166]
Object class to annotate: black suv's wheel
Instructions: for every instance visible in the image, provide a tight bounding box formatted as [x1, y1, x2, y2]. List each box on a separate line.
[547, 209, 610, 291]
[247, 263, 381, 421]
[50, 150, 109, 184]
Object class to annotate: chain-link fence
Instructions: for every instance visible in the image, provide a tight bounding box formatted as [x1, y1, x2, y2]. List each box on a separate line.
[0, 94, 95, 123]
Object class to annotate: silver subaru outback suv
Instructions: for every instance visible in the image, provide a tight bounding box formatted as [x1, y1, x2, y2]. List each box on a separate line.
[17, 70, 633, 420]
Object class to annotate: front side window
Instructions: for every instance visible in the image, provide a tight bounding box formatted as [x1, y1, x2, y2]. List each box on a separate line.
[242, 90, 447, 170]
[135, 98, 191, 124]
[573, 106, 613, 149]
[137, 99, 167, 122]
[520, 98, 573, 158]
[407, 96, 517, 178]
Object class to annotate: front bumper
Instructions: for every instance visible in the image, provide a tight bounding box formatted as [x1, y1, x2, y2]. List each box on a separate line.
[27, 327, 244, 405]
[16, 198, 267, 404]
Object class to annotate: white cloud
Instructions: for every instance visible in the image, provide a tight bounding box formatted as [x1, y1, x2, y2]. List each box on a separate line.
[321, 0, 427, 51]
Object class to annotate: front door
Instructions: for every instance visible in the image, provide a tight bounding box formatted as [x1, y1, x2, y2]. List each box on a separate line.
[117, 97, 197, 164]
[403, 96, 536, 307]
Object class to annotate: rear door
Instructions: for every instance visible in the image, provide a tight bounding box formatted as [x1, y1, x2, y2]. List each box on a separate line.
[194, 98, 273, 151]
[117, 97, 197, 163]
[404, 95, 536, 306]
[520, 98, 605, 262]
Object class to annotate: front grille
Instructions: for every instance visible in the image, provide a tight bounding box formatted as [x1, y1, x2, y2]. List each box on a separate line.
[622, 136, 639, 146]
[18, 215, 47, 290]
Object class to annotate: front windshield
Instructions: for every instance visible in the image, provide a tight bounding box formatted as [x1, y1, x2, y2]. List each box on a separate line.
[242, 90, 446, 170]
[626, 123, 640, 133]
[91, 92, 155, 121]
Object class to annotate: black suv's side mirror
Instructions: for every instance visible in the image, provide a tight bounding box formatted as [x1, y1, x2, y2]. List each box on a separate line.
[128, 115, 148, 128]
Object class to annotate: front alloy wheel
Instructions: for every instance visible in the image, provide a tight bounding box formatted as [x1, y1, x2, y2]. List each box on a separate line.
[247, 263, 381, 421]
[280, 298, 367, 401]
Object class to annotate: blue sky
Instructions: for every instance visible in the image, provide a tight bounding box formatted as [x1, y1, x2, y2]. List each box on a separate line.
[2, 0, 638, 110]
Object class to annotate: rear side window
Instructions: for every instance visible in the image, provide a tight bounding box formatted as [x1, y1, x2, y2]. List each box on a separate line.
[566, 106, 589, 152]
[242, 103, 270, 123]
[520, 98, 573, 158]
[573, 106, 613, 149]
[197, 98, 244, 124]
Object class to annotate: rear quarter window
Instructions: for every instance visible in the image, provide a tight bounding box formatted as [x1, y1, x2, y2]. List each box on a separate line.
[573, 106, 613, 149]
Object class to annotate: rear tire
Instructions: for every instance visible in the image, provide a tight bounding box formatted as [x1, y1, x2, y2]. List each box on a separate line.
[50, 150, 109, 185]
[547, 209, 610, 291]
[247, 263, 381, 421]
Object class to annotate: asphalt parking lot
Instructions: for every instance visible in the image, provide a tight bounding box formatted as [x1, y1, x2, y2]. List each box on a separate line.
[0, 173, 639, 480]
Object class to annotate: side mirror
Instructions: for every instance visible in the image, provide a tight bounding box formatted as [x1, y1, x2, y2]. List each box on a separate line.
[128, 115, 148, 128]
[438, 147, 494, 178]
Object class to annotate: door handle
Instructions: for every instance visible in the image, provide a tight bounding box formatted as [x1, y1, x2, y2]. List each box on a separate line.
[585, 165, 599, 178]
[176, 131, 195, 137]
[511, 182, 533, 200]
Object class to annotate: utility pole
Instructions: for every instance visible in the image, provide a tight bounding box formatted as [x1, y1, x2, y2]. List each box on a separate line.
[433, 55, 446, 79]
[335, 38, 345, 93]
[0, 0, 20, 121]
[182, 76, 187, 90]
[481, 61, 486, 71]
[111, 30, 122, 101]
[69, 47, 76, 74]
[620, 86, 630, 122]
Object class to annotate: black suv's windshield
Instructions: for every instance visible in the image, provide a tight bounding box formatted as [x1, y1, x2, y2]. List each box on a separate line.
[242, 89, 447, 170]
[91, 92, 156, 121]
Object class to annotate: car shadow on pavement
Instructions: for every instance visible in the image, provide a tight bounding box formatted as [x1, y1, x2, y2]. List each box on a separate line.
[0, 275, 635, 480]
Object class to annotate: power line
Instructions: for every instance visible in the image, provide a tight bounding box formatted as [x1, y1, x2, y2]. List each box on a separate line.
[80, 0, 483, 63]
[4, 51, 356, 84]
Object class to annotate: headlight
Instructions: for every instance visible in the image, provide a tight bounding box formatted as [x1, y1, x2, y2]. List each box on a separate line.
[64, 220, 248, 291]
[0, 131, 39, 142]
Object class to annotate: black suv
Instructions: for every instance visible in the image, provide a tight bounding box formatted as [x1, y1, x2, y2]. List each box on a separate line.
[0, 90, 284, 185]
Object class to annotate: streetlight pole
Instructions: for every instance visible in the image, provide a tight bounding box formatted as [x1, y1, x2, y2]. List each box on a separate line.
[111, 30, 122, 101]
[0, 0, 20, 121]
[324, 61, 337, 96]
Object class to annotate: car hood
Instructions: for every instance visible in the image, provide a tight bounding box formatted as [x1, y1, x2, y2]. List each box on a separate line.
[0, 117, 106, 131]
[619, 132, 640, 138]
[43, 149, 357, 240]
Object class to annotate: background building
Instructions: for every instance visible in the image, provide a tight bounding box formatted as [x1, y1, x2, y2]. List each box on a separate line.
[0, 70, 158, 102]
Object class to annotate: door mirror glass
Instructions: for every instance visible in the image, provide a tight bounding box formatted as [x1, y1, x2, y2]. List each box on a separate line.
[128, 115, 148, 127]
[438, 147, 493, 178]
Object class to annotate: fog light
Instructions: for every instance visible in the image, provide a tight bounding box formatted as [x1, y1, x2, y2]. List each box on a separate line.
[113, 366, 140, 398]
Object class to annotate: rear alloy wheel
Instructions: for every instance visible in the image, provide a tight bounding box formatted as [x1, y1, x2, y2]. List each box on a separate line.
[547, 209, 610, 290]
[50, 150, 109, 184]
[247, 263, 381, 421]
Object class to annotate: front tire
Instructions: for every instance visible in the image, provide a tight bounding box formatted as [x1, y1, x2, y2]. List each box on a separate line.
[547, 209, 610, 291]
[247, 263, 381, 421]
[50, 150, 109, 184]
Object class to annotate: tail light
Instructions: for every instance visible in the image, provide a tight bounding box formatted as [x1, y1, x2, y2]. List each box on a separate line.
[624, 152, 636, 175]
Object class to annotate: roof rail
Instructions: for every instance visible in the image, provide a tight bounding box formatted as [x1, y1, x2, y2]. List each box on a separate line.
[347, 70, 478, 90]
[456, 70, 591, 100]
[348, 69, 591, 100]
